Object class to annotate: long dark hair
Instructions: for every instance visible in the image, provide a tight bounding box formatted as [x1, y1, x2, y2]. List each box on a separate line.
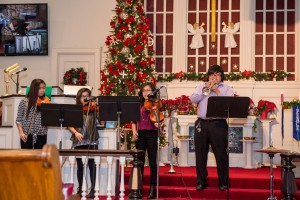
[138, 82, 156, 104]
[26, 79, 46, 117]
[76, 88, 91, 105]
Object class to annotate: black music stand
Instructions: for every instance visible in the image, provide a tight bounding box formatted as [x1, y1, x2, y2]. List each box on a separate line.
[206, 96, 250, 200]
[41, 103, 83, 149]
[98, 96, 140, 199]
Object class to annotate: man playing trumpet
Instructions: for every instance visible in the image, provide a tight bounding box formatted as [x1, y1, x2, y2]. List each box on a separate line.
[190, 65, 233, 191]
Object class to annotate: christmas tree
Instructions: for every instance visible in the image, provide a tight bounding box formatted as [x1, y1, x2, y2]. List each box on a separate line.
[100, 0, 156, 96]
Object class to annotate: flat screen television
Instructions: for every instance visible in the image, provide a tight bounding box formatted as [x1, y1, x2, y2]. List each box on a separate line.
[0, 3, 48, 56]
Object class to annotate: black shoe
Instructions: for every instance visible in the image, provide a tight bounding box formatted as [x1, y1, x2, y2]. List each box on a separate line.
[87, 189, 95, 198]
[196, 183, 207, 190]
[219, 184, 229, 191]
[147, 185, 156, 199]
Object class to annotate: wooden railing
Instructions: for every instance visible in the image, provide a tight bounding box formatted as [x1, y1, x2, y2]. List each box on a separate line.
[59, 149, 144, 200]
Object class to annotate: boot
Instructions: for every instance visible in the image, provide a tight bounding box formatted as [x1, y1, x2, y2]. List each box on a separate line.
[147, 185, 156, 199]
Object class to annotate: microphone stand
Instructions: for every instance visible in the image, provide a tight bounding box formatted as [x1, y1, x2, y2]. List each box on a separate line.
[168, 116, 176, 173]
[15, 72, 20, 94]
[155, 91, 161, 200]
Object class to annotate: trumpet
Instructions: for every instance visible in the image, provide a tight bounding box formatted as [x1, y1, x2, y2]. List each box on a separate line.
[202, 79, 216, 96]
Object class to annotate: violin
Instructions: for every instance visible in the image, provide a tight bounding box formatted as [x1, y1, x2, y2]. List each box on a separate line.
[83, 101, 99, 113]
[37, 96, 51, 106]
[144, 99, 164, 123]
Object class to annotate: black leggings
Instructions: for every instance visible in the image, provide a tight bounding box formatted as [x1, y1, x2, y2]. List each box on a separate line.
[20, 134, 47, 149]
[75, 145, 98, 190]
[135, 130, 158, 186]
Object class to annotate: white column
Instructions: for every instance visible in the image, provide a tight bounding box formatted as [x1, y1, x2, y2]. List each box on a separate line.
[173, 0, 188, 72]
[106, 156, 113, 200]
[119, 156, 126, 200]
[258, 118, 278, 165]
[177, 138, 190, 167]
[81, 156, 88, 200]
[242, 140, 258, 169]
[94, 156, 101, 200]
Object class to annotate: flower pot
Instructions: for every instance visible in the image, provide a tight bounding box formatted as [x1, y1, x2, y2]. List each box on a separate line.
[177, 106, 189, 115]
[177, 111, 189, 115]
[260, 111, 269, 119]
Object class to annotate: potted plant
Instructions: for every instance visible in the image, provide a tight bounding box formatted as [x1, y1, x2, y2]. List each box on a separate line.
[254, 100, 277, 119]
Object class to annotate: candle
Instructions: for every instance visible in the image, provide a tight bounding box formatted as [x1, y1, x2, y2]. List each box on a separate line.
[281, 92, 284, 105]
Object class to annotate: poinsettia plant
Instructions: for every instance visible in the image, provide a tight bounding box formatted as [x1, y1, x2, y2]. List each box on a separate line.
[161, 95, 197, 116]
[254, 100, 277, 116]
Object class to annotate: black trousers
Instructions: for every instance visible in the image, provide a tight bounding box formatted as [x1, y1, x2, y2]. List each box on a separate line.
[75, 144, 98, 191]
[20, 134, 47, 149]
[194, 119, 229, 186]
[135, 130, 158, 186]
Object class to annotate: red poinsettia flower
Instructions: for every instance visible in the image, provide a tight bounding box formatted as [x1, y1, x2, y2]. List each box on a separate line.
[128, 64, 135, 73]
[139, 60, 147, 68]
[136, 72, 147, 82]
[137, 5, 144, 13]
[110, 21, 116, 29]
[107, 65, 114, 74]
[126, 17, 135, 24]
[242, 70, 252, 77]
[134, 45, 143, 54]
[116, 32, 123, 40]
[255, 99, 277, 115]
[271, 71, 276, 78]
[123, 38, 131, 46]
[175, 71, 184, 78]
[109, 48, 117, 54]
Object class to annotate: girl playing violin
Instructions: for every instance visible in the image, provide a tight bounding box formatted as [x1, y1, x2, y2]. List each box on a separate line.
[132, 82, 163, 199]
[68, 88, 99, 198]
[16, 79, 49, 149]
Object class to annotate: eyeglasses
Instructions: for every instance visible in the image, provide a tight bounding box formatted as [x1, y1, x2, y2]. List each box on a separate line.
[142, 89, 152, 93]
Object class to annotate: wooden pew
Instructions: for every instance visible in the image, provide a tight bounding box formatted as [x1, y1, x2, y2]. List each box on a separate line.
[0, 145, 64, 200]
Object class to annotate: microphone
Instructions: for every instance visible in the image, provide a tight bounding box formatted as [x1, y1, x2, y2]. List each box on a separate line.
[84, 96, 98, 102]
[147, 86, 165, 98]
[11, 67, 27, 75]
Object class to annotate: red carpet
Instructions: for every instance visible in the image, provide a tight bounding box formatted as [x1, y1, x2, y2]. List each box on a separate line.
[122, 165, 300, 200]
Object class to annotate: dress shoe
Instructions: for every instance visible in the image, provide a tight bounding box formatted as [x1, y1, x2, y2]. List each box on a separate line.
[196, 183, 207, 190]
[219, 184, 229, 191]
[147, 185, 156, 199]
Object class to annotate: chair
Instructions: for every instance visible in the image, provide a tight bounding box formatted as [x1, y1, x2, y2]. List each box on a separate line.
[0, 145, 64, 200]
